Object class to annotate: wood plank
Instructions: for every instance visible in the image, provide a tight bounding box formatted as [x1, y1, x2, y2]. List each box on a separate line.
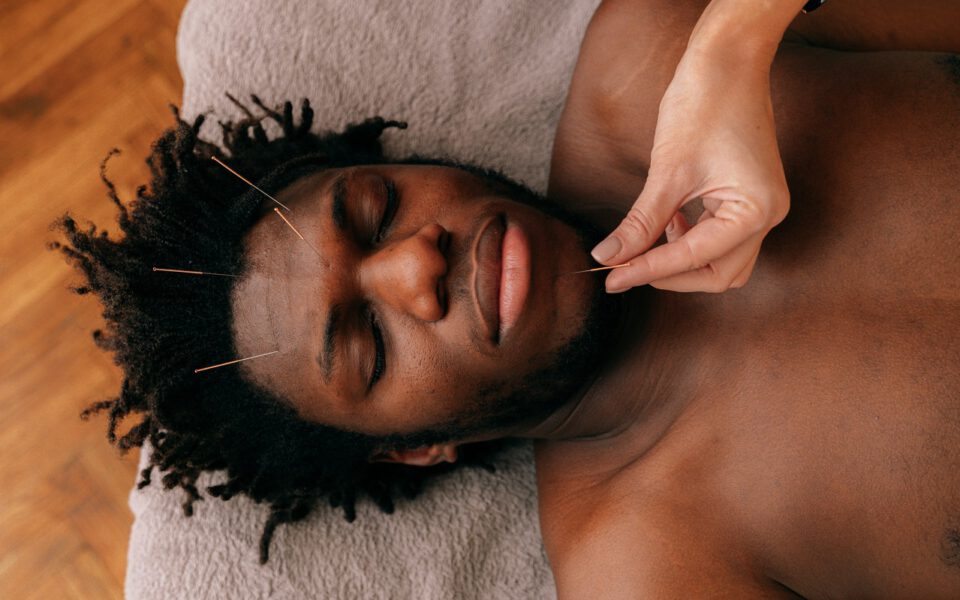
[0, 0, 140, 101]
[0, 0, 188, 597]
[0, 0, 183, 180]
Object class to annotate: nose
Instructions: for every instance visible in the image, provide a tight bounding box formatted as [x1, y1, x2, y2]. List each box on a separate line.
[359, 223, 449, 322]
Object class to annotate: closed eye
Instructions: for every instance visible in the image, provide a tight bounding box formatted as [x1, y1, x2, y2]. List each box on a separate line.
[373, 179, 398, 243]
[368, 312, 386, 390]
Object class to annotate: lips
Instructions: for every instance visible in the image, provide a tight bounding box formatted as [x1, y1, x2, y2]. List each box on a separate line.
[473, 214, 505, 343]
[498, 220, 531, 340]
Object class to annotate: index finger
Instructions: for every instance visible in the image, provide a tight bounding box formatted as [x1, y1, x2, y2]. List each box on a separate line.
[603, 213, 755, 291]
[590, 172, 683, 265]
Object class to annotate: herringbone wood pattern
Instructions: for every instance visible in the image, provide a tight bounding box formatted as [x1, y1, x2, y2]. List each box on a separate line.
[0, 1, 189, 597]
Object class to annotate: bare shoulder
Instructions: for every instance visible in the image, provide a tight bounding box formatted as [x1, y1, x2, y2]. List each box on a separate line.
[550, 522, 793, 599]
[536, 453, 796, 599]
[549, 0, 700, 207]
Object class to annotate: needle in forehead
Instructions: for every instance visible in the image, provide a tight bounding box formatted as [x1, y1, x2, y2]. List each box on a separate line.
[273, 207, 323, 258]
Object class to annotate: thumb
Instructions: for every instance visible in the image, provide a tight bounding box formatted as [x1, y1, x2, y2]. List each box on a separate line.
[591, 176, 677, 265]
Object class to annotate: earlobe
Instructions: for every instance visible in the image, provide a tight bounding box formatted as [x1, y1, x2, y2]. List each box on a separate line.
[370, 444, 459, 467]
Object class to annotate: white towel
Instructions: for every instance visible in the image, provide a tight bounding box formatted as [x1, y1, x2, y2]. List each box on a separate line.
[125, 0, 600, 598]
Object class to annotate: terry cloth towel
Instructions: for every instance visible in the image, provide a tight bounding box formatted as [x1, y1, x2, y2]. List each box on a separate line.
[125, 0, 601, 598]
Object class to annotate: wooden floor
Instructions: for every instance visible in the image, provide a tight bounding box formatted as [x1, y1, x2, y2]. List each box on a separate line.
[0, 1, 189, 597]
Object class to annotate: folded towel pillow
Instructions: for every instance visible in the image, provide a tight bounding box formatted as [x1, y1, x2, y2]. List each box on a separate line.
[125, 0, 600, 598]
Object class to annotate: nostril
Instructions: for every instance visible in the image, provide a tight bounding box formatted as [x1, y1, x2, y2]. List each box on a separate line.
[436, 276, 447, 314]
[437, 229, 452, 255]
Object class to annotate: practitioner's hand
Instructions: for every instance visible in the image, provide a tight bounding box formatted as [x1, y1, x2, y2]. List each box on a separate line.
[590, 46, 790, 293]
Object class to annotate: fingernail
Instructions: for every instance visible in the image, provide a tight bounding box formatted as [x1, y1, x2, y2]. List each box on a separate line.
[605, 274, 626, 294]
[591, 236, 621, 263]
[665, 220, 675, 233]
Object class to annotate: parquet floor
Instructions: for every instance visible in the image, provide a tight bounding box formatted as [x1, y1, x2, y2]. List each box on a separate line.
[0, 1, 189, 597]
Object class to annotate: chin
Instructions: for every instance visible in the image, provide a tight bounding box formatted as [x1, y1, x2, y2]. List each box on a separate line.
[479, 271, 619, 435]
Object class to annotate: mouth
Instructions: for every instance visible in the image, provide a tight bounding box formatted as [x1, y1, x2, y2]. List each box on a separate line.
[472, 213, 533, 345]
[473, 214, 505, 344]
[498, 218, 531, 341]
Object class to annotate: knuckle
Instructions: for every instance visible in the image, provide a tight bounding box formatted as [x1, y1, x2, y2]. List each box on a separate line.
[680, 238, 707, 271]
[653, 161, 689, 188]
[764, 188, 791, 227]
[621, 206, 659, 241]
[704, 265, 730, 293]
[738, 202, 770, 235]
[733, 190, 790, 235]
[705, 280, 728, 293]
[632, 253, 656, 281]
[773, 196, 790, 225]
[649, 280, 675, 292]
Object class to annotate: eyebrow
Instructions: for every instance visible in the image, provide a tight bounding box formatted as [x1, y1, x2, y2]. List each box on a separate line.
[319, 303, 341, 383]
[331, 173, 348, 231]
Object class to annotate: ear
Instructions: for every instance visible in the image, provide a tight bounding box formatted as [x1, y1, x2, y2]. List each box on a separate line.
[370, 444, 459, 467]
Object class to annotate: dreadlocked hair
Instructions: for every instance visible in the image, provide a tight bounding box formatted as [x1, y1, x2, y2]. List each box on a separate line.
[55, 97, 502, 564]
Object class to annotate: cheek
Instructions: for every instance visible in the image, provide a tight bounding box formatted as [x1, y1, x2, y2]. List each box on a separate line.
[390, 336, 500, 409]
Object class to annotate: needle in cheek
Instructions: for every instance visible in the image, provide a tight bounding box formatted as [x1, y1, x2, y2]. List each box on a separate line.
[560, 262, 631, 276]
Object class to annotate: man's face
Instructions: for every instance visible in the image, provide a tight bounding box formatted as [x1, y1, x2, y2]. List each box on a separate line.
[231, 164, 606, 439]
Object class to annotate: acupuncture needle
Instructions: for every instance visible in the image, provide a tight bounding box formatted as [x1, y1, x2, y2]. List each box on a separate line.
[562, 262, 631, 276]
[211, 156, 291, 212]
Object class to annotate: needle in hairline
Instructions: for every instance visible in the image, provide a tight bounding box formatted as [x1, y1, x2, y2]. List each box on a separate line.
[152, 267, 238, 278]
[194, 350, 279, 373]
[211, 156, 291, 212]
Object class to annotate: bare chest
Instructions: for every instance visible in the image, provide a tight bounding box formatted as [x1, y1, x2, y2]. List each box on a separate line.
[706, 300, 960, 595]
[537, 299, 960, 597]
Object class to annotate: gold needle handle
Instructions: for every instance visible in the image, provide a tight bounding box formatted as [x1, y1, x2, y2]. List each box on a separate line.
[566, 262, 631, 275]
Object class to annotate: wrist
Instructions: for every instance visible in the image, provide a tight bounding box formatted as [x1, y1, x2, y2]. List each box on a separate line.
[688, 0, 808, 66]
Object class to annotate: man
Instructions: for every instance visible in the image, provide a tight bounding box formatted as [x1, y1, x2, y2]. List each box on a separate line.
[60, 2, 959, 598]
[58, 104, 622, 566]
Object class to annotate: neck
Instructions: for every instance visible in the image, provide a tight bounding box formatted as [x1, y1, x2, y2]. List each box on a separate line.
[521, 288, 705, 449]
